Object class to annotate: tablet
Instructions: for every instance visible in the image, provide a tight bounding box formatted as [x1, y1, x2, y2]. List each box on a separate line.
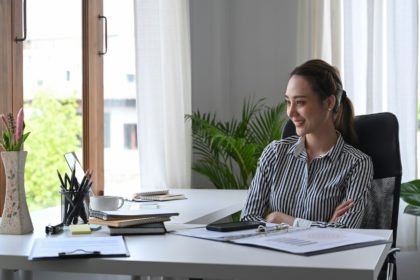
[206, 221, 265, 232]
[64, 152, 85, 184]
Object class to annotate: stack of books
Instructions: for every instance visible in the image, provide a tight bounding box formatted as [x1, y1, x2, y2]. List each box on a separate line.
[89, 208, 179, 236]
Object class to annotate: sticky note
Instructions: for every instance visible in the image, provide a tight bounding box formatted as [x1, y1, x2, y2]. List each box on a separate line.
[69, 224, 92, 235]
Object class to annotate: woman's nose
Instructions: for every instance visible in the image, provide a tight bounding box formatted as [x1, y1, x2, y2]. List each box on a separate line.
[287, 103, 296, 118]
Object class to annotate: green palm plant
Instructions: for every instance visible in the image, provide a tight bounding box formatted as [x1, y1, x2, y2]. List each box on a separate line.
[186, 98, 287, 189]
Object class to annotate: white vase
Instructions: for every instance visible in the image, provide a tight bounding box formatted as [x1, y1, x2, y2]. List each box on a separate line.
[0, 151, 33, 234]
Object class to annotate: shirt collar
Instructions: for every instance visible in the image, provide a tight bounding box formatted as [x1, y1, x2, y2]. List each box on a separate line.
[287, 132, 345, 163]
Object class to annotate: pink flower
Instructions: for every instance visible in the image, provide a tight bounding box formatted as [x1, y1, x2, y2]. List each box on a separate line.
[15, 108, 23, 142]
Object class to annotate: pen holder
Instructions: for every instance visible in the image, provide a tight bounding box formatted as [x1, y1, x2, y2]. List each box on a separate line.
[61, 190, 90, 225]
[57, 168, 93, 226]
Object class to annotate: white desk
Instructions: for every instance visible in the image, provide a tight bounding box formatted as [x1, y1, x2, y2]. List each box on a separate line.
[0, 189, 391, 280]
[144, 188, 248, 224]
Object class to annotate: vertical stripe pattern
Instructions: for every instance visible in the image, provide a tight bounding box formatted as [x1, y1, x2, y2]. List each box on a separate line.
[241, 133, 373, 228]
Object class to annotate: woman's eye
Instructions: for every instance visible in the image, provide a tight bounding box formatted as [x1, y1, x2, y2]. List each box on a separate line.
[296, 100, 305, 105]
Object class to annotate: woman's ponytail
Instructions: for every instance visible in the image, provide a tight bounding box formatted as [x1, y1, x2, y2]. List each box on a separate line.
[333, 90, 357, 146]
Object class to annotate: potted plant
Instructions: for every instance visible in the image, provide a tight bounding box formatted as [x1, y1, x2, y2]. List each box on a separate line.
[185, 98, 287, 190]
[0, 108, 33, 234]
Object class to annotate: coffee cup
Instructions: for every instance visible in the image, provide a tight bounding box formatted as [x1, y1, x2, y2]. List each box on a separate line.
[90, 196, 125, 211]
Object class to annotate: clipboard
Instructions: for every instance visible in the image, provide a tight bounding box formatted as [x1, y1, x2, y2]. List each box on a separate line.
[28, 236, 130, 260]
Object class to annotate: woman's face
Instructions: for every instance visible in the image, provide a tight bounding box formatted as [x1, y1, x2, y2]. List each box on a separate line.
[285, 75, 333, 137]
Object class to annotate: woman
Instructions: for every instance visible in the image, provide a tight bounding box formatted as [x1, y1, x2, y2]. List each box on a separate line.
[241, 59, 373, 228]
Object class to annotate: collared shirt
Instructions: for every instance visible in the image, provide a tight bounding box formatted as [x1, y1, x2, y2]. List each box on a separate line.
[240, 133, 373, 228]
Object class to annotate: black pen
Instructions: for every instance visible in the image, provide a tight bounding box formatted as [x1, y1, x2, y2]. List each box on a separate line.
[57, 170, 66, 190]
[64, 173, 71, 191]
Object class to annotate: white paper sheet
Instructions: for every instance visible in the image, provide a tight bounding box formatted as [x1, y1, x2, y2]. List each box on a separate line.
[28, 236, 129, 260]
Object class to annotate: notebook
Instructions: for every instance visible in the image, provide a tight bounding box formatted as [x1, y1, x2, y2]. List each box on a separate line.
[109, 222, 167, 236]
[134, 190, 169, 196]
[90, 208, 179, 221]
[89, 216, 171, 228]
[133, 193, 186, 201]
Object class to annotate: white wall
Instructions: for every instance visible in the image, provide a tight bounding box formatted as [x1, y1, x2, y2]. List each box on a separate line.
[190, 0, 299, 188]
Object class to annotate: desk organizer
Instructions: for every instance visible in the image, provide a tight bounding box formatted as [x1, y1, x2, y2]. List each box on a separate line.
[58, 169, 92, 225]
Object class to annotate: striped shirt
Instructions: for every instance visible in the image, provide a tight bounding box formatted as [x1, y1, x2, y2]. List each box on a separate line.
[240, 133, 373, 228]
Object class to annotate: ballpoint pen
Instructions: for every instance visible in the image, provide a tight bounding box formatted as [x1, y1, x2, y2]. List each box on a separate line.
[256, 223, 289, 233]
[221, 224, 289, 241]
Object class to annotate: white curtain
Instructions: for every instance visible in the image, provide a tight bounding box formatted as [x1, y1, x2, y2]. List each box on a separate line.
[343, 0, 418, 250]
[296, 0, 342, 68]
[297, 0, 419, 249]
[134, 0, 192, 191]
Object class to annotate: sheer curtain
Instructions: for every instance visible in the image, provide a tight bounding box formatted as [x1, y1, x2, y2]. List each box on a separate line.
[297, 0, 419, 248]
[296, 0, 342, 67]
[134, 0, 192, 191]
[343, 0, 418, 249]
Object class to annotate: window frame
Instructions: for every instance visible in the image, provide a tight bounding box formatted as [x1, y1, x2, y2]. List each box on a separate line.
[0, 0, 105, 215]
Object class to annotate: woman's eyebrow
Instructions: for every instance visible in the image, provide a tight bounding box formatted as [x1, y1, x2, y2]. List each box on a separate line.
[284, 94, 308, 99]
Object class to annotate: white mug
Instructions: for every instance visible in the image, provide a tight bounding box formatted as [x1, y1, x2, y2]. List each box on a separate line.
[90, 196, 124, 211]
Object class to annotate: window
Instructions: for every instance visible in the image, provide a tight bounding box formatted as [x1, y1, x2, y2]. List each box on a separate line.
[103, 0, 139, 198]
[104, 112, 111, 148]
[23, 0, 83, 210]
[0, 0, 105, 214]
[124, 124, 138, 149]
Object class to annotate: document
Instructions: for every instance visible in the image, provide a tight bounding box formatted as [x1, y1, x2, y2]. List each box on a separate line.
[174, 226, 390, 256]
[28, 236, 129, 260]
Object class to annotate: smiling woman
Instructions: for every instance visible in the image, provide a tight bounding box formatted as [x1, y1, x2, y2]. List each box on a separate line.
[241, 59, 374, 229]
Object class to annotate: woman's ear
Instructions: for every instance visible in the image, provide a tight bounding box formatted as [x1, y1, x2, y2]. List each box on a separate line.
[326, 95, 336, 111]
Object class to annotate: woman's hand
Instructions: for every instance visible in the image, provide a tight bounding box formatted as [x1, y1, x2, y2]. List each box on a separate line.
[265, 211, 295, 225]
[329, 200, 353, 223]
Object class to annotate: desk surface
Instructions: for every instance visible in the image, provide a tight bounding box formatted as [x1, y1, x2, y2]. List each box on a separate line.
[0, 188, 391, 280]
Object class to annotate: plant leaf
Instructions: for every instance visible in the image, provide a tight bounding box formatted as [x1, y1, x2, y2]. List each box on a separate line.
[404, 205, 420, 216]
[401, 180, 420, 207]
[187, 98, 286, 190]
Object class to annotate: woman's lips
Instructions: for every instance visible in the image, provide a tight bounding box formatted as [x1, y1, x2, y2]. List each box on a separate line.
[293, 120, 304, 128]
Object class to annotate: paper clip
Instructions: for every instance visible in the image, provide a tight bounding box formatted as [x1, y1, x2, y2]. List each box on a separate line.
[256, 224, 289, 233]
[58, 249, 101, 258]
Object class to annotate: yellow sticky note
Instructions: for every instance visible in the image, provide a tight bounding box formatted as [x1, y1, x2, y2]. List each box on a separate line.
[69, 224, 92, 235]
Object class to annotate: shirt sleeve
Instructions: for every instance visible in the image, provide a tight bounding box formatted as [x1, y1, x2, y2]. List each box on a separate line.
[334, 155, 374, 228]
[295, 156, 373, 229]
[240, 143, 276, 222]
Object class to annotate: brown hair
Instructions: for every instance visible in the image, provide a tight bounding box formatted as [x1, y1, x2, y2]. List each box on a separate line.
[290, 59, 357, 145]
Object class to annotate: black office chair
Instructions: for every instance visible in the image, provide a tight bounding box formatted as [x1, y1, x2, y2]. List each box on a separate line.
[282, 112, 402, 280]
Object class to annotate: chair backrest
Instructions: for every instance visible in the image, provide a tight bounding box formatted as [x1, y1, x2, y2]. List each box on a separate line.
[282, 112, 402, 246]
